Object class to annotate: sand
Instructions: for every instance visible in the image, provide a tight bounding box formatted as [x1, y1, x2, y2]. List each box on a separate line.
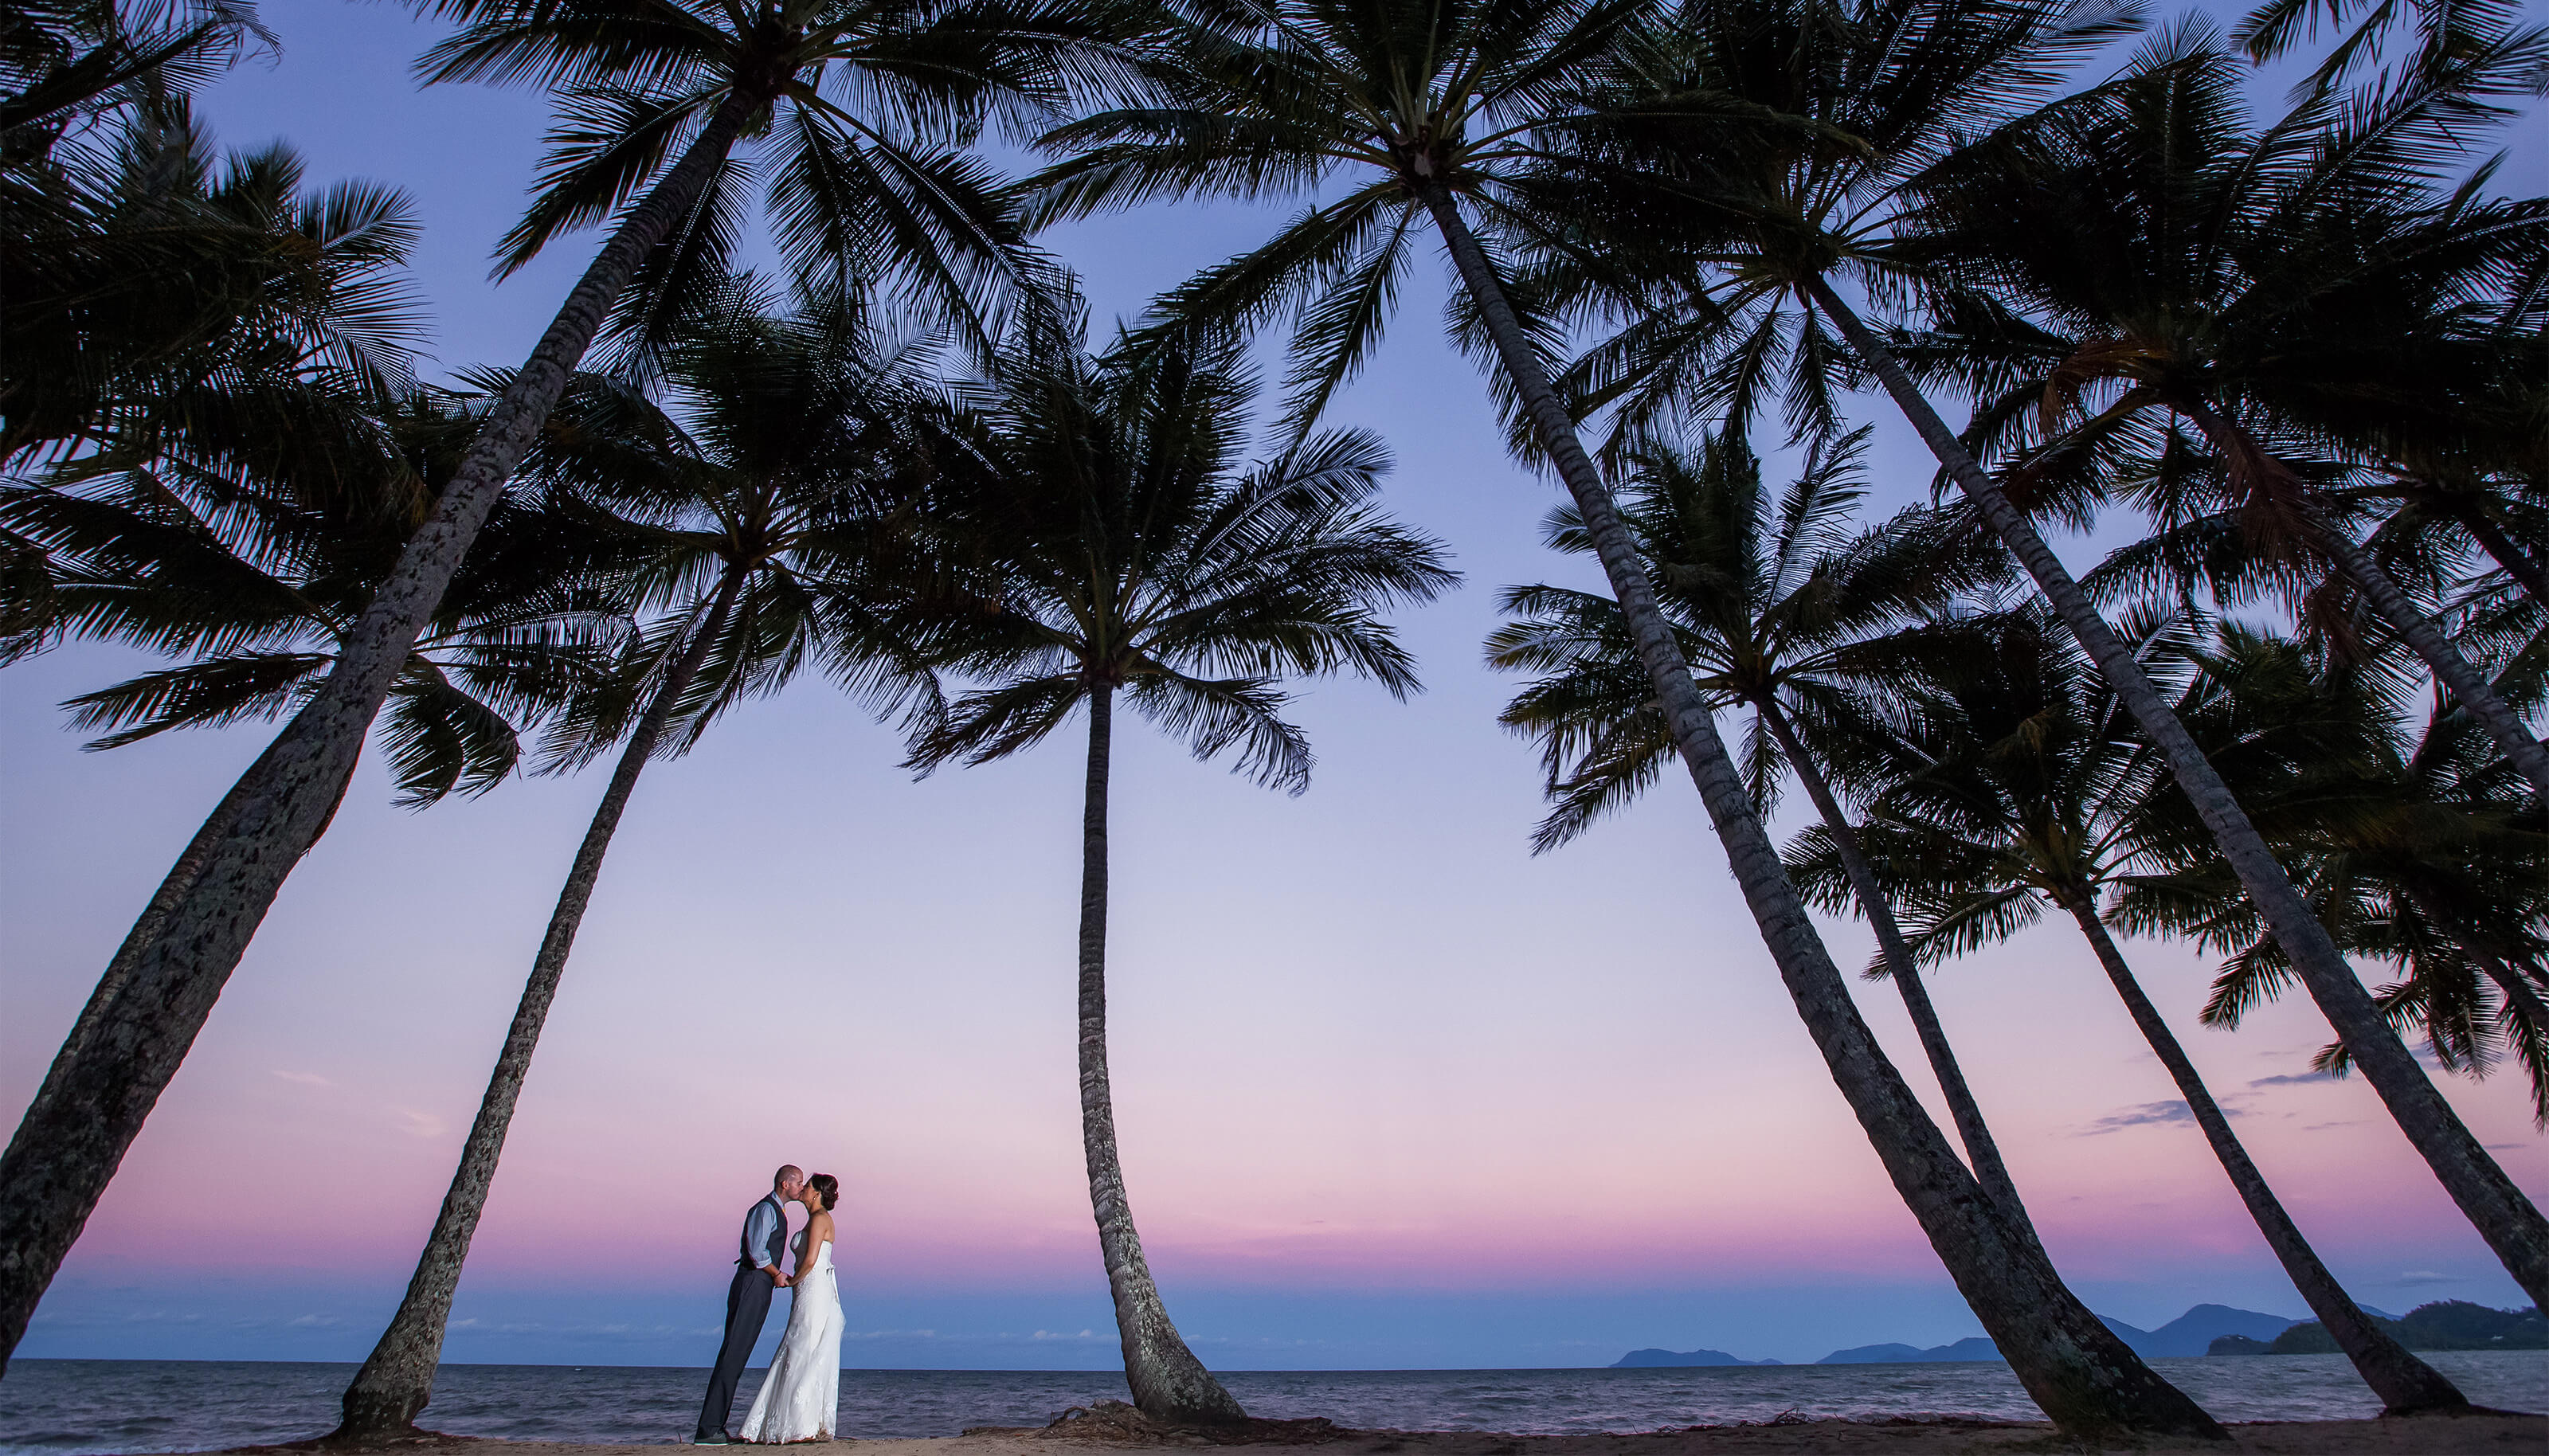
[206, 1400, 2549, 1456]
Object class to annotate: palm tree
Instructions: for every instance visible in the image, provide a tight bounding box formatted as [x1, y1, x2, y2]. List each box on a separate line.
[1, 0, 271, 167]
[2233, 0, 2538, 89]
[1786, 606, 2466, 1413]
[1511, 0, 2549, 1309]
[2351, 452, 2549, 611]
[1023, 0, 2221, 1434]
[0, 92, 460, 1369]
[335, 276, 947, 1438]
[0, 386, 617, 805]
[0, 0, 1120, 1360]
[0, 374, 625, 1372]
[1486, 427, 2033, 1219]
[903, 305, 1455, 1424]
[1891, 25, 2549, 801]
[3, 95, 421, 510]
[2112, 628, 2549, 1129]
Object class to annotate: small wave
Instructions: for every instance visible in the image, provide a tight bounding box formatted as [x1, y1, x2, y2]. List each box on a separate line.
[0, 1353, 2540, 1452]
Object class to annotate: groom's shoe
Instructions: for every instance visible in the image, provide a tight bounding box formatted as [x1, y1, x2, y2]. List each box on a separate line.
[694, 1433, 734, 1445]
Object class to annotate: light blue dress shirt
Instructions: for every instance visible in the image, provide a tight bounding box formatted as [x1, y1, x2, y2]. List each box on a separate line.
[745, 1195, 787, 1271]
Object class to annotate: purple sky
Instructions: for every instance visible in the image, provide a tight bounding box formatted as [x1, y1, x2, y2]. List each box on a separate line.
[2, 0, 2543, 1372]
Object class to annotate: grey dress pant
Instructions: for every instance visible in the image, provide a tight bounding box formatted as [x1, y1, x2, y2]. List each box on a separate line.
[696, 1264, 773, 1438]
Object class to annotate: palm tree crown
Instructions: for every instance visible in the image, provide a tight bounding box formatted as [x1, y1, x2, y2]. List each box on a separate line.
[1892, 22, 2549, 795]
[909, 309, 1456, 782]
[418, 0, 1125, 359]
[1488, 425, 2036, 1222]
[1028, 0, 1662, 427]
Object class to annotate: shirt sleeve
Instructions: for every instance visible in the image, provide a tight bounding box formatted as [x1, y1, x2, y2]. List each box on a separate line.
[746, 1202, 778, 1270]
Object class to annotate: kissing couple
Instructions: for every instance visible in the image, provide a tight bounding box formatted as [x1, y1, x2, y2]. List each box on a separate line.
[695, 1164, 843, 1444]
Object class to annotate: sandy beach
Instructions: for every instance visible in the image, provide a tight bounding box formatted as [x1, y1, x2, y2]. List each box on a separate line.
[196, 1401, 2549, 1456]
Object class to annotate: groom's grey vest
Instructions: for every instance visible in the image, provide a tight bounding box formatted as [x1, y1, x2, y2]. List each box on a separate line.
[738, 1196, 787, 1270]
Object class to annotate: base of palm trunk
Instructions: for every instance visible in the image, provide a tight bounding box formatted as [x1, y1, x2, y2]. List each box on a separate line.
[1131, 1397, 1250, 1428]
[331, 1384, 432, 1446]
[1127, 1371, 1249, 1427]
[1122, 1335, 1247, 1427]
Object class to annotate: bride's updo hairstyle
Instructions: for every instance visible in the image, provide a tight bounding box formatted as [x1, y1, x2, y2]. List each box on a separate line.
[808, 1173, 840, 1211]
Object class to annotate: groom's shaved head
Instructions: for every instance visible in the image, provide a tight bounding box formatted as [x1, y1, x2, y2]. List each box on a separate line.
[774, 1164, 805, 1190]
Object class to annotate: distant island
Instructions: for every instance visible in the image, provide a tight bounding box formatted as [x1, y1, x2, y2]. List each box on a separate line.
[1815, 1305, 2307, 1364]
[2208, 1300, 2547, 1355]
[1611, 1348, 1785, 1368]
[1612, 1302, 2331, 1367]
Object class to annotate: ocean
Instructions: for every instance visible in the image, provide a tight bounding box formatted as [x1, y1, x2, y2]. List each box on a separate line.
[0, 1355, 2542, 1452]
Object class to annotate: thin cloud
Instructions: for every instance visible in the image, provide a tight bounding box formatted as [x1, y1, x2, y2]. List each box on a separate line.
[2249, 1071, 2333, 1086]
[2394, 1271, 2464, 1287]
[270, 1070, 332, 1086]
[394, 1109, 447, 1138]
[2081, 1101, 2196, 1134]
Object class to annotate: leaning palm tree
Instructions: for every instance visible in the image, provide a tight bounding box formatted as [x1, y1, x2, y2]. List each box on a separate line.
[335, 276, 947, 1439]
[1025, 0, 2221, 1434]
[904, 305, 1454, 1424]
[1787, 606, 2468, 1413]
[2115, 627, 2549, 1129]
[0, 0, 1122, 1360]
[1486, 427, 2033, 1219]
[1892, 25, 2549, 800]
[1511, 0, 2549, 1309]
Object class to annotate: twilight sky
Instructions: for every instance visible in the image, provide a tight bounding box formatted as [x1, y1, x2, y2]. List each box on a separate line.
[4, 0, 2545, 1374]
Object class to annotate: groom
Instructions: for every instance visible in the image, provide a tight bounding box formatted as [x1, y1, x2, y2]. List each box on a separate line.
[695, 1164, 803, 1445]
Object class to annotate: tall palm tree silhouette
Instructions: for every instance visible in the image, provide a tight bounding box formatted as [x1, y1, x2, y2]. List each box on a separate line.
[906, 303, 1454, 1423]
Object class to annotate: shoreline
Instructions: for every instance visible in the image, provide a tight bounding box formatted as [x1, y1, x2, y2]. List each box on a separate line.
[182, 1404, 2547, 1456]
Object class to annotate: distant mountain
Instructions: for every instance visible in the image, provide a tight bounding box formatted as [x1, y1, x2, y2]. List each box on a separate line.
[2123, 1304, 2301, 1357]
[1616, 1303, 2316, 1370]
[2215, 1301, 2547, 1355]
[1610, 1348, 1783, 1368]
[1803, 1305, 2300, 1366]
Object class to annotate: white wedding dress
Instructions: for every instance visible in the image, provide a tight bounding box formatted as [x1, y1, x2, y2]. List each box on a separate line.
[738, 1231, 841, 1442]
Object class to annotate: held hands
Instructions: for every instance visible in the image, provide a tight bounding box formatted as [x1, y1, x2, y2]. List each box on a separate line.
[767, 1267, 791, 1288]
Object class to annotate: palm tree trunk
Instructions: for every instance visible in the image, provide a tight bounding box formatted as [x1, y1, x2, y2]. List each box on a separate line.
[0, 90, 761, 1369]
[1422, 186, 2222, 1442]
[1806, 275, 2549, 1311]
[2174, 400, 2549, 803]
[2316, 522, 2549, 800]
[1753, 696, 2032, 1224]
[2443, 498, 2549, 605]
[23, 723, 312, 1125]
[335, 571, 747, 1440]
[0, 720, 363, 1368]
[2059, 900, 2468, 1414]
[1077, 684, 1246, 1427]
[2397, 881, 2549, 1114]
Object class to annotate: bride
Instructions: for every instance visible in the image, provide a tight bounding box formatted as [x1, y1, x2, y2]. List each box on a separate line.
[738, 1172, 843, 1442]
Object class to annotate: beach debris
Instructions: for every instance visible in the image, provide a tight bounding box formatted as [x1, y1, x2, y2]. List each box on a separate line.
[1014, 1401, 1351, 1446]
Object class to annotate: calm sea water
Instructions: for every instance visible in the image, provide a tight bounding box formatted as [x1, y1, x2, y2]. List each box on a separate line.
[0, 1356, 2541, 1453]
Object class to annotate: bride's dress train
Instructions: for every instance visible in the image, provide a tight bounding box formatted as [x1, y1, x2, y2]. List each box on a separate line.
[738, 1231, 841, 1442]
